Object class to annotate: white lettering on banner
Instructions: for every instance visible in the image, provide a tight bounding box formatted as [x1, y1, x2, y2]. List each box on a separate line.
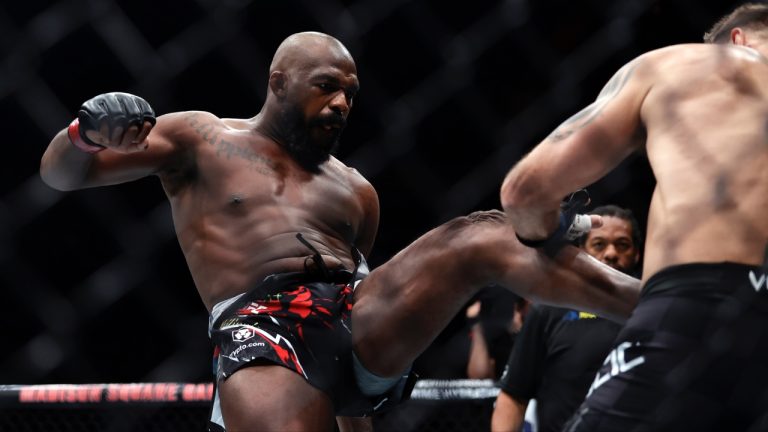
[749, 271, 766, 292]
[588, 341, 646, 396]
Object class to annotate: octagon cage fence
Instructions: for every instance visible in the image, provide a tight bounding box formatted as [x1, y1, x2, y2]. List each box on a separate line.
[0, 0, 756, 431]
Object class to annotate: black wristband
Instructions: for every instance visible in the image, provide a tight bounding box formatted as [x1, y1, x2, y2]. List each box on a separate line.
[515, 213, 568, 248]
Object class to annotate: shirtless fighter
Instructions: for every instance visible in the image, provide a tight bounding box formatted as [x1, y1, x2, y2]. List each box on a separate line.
[41, 32, 639, 432]
[502, 4, 768, 431]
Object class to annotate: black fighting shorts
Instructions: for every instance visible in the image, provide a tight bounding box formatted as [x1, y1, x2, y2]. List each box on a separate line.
[564, 262, 768, 432]
[207, 270, 412, 429]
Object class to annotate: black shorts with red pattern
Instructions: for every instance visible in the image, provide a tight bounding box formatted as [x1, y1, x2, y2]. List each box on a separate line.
[209, 270, 401, 417]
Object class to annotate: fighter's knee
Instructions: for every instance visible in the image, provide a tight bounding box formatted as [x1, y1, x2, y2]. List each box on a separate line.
[374, 209, 522, 287]
[442, 210, 507, 231]
[439, 211, 508, 246]
[438, 210, 518, 270]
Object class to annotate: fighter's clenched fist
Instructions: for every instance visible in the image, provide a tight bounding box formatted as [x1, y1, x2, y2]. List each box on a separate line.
[68, 92, 155, 154]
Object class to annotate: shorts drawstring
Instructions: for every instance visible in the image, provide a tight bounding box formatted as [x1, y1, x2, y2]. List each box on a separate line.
[296, 233, 332, 279]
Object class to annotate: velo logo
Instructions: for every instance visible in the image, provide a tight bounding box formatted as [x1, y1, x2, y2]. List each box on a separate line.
[749, 270, 767, 292]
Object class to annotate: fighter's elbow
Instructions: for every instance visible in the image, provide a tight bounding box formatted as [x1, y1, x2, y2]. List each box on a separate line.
[40, 174, 74, 191]
[39, 164, 81, 192]
[500, 172, 533, 214]
[499, 176, 516, 211]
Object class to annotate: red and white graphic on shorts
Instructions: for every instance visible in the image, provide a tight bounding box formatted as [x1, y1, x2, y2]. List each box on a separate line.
[236, 284, 353, 340]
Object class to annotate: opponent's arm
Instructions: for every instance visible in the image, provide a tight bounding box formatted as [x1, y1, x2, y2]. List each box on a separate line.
[40, 92, 177, 191]
[501, 57, 651, 241]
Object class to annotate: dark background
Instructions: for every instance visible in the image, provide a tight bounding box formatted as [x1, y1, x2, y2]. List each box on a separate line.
[0, 0, 744, 385]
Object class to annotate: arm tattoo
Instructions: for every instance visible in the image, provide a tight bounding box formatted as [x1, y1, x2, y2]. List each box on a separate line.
[183, 113, 277, 175]
[184, 113, 220, 146]
[547, 61, 639, 142]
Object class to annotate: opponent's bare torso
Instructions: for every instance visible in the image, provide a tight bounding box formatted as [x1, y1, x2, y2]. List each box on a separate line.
[641, 44, 768, 280]
[154, 111, 376, 310]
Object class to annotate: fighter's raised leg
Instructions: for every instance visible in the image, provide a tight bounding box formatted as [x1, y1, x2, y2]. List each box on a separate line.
[351, 210, 640, 378]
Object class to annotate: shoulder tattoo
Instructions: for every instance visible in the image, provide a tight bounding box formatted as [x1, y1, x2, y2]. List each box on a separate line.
[183, 113, 277, 175]
[547, 61, 639, 142]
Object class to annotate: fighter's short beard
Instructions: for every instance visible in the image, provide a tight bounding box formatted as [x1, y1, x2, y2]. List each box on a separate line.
[277, 104, 343, 172]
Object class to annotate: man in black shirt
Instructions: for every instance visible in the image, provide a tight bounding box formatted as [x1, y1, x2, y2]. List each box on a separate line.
[491, 205, 641, 432]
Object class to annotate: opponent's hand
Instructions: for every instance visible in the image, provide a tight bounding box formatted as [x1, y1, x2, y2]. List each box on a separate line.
[516, 189, 595, 255]
[76, 92, 156, 153]
[559, 189, 593, 241]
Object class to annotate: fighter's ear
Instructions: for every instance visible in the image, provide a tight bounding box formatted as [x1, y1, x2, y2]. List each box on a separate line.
[269, 71, 287, 98]
[730, 27, 747, 46]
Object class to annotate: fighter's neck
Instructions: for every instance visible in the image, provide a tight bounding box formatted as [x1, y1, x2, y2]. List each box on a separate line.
[246, 114, 293, 154]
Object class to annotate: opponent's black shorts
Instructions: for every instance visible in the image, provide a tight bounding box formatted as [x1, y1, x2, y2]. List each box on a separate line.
[208, 270, 413, 426]
[564, 262, 768, 432]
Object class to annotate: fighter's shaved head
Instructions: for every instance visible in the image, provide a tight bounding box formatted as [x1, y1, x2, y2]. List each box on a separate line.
[270, 32, 354, 74]
[259, 31, 358, 171]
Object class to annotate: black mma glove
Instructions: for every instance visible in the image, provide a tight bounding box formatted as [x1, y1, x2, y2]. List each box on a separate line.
[68, 92, 156, 153]
[516, 189, 592, 256]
